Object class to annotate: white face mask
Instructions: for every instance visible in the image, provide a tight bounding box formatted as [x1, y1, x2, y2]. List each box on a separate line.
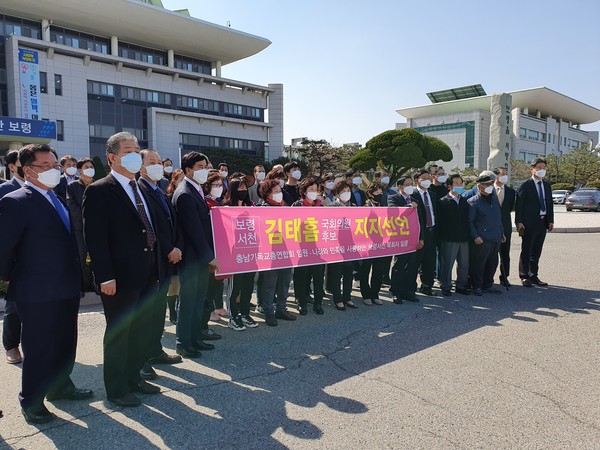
[291, 170, 302, 180]
[256, 171, 265, 181]
[437, 175, 447, 184]
[339, 191, 352, 203]
[82, 168, 95, 178]
[498, 175, 509, 184]
[325, 181, 335, 190]
[164, 166, 174, 174]
[306, 191, 318, 201]
[37, 168, 62, 188]
[403, 185, 414, 195]
[145, 164, 164, 181]
[380, 176, 390, 185]
[352, 176, 362, 186]
[65, 167, 78, 176]
[535, 169, 546, 178]
[193, 168, 208, 184]
[272, 192, 283, 203]
[419, 180, 432, 189]
[278, 179, 285, 188]
[210, 187, 223, 198]
[118, 152, 143, 174]
[484, 185, 494, 195]
[220, 171, 228, 178]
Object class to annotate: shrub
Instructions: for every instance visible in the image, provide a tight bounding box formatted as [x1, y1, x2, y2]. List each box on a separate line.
[550, 182, 575, 191]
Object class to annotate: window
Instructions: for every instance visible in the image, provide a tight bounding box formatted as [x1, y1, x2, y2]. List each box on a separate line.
[40, 72, 48, 94]
[54, 74, 62, 96]
[519, 128, 526, 139]
[56, 120, 64, 141]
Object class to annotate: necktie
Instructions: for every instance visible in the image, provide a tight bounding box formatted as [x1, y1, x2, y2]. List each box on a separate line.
[47, 190, 71, 233]
[537, 181, 546, 213]
[156, 187, 172, 222]
[423, 191, 433, 227]
[129, 180, 157, 250]
[497, 187, 504, 206]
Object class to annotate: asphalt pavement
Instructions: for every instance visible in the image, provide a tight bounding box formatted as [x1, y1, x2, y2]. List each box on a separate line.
[2, 231, 600, 448]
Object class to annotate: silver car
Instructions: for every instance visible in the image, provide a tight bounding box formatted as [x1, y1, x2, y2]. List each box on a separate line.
[552, 190, 571, 204]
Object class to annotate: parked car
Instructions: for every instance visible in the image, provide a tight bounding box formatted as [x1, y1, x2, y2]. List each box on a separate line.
[565, 189, 600, 212]
[552, 189, 572, 204]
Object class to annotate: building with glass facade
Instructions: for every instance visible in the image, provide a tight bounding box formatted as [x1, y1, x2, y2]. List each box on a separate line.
[0, 0, 283, 164]
[396, 86, 600, 170]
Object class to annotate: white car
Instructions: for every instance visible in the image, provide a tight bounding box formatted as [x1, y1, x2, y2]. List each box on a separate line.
[552, 190, 572, 204]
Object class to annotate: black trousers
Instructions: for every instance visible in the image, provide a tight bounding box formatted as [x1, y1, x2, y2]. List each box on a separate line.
[499, 231, 512, 281]
[294, 264, 324, 307]
[2, 300, 21, 351]
[148, 283, 169, 359]
[470, 240, 500, 290]
[229, 272, 255, 317]
[390, 252, 417, 297]
[519, 219, 547, 280]
[17, 297, 79, 408]
[75, 228, 93, 292]
[328, 261, 354, 304]
[359, 256, 392, 300]
[413, 227, 436, 290]
[177, 263, 209, 349]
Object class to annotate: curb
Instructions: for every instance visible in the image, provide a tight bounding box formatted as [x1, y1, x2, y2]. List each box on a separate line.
[512, 227, 600, 234]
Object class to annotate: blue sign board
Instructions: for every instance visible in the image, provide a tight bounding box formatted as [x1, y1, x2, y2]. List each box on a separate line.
[0, 117, 57, 140]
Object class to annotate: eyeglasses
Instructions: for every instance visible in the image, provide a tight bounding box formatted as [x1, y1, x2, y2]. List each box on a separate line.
[28, 163, 62, 171]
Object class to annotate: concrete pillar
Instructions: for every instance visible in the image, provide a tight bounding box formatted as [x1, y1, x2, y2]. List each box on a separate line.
[167, 49, 174, 68]
[268, 83, 284, 161]
[41, 19, 51, 42]
[536, 110, 541, 118]
[8, 142, 23, 151]
[523, 107, 529, 115]
[111, 36, 119, 57]
[213, 60, 222, 78]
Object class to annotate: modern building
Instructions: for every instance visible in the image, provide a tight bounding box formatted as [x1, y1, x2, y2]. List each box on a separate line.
[396, 85, 600, 170]
[0, 0, 283, 167]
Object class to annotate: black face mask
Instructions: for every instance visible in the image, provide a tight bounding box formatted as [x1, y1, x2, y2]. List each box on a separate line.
[238, 191, 248, 201]
[372, 194, 383, 204]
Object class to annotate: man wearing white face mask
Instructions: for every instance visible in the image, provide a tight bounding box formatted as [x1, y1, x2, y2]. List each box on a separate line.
[375, 169, 394, 206]
[467, 171, 505, 296]
[515, 158, 554, 288]
[430, 166, 449, 200]
[53, 155, 78, 200]
[283, 161, 301, 204]
[248, 164, 265, 204]
[83, 132, 162, 407]
[493, 167, 516, 288]
[0, 144, 92, 424]
[346, 169, 366, 206]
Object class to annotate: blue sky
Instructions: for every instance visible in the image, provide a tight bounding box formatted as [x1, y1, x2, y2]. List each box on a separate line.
[163, 0, 600, 147]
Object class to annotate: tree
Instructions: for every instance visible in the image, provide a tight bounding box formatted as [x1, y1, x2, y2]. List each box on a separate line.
[348, 128, 452, 181]
[557, 145, 600, 187]
[510, 159, 530, 183]
[295, 139, 357, 177]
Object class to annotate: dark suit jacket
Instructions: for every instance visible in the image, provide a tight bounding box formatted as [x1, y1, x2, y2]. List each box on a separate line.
[388, 192, 422, 240]
[437, 194, 470, 242]
[139, 177, 182, 280]
[172, 179, 214, 268]
[411, 189, 438, 232]
[0, 185, 81, 303]
[350, 188, 367, 206]
[83, 173, 159, 291]
[498, 185, 516, 238]
[0, 177, 23, 198]
[66, 179, 87, 233]
[515, 178, 554, 228]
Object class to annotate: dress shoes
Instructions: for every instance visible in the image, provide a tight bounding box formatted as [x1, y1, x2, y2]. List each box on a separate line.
[404, 293, 419, 302]
[265, 314, 278, 326]
[131, 380, 161, 395]
[275, 310, 297, 321]
[531, 277, 548, 287]
[140, 362, 157, 380]
[313, 305, 324, 315]
[108, 392, 141, 407]
[344, 301, 358, 309]
[500, 278, 512, 288]
[419, 286, 433, 296]
[46, 386, 94, 401]
[334, 303, 346, 311]
[202, 329, 222, 340]
[22, 404, 55, 424]
[392, 297, 403, 304]
[6, 347, 23, 364]
[192, 341, 215, 351]
[521, 279, 533, 288]
[298, 305, 308, 316]
[441, 289, 452, 297]
[148, 350, 182, 365]
[455, 288, 471, 296]
[176, 346, 202, 359]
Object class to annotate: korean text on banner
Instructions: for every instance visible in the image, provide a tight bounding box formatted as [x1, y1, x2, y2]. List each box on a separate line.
[18, 49, 42, 120]
[211, 206, 420, 275]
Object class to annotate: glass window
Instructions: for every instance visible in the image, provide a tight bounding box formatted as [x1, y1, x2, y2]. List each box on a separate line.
[40, 72, 48, 94]
[56, 120, 64, 141]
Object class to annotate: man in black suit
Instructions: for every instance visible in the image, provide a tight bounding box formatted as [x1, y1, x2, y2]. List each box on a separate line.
[138, 149, 183, 378]
[515, 158, 554, 287]
[493, 167, 516, 287]
[346, 169, 366, 206]
[172, 151, 219, 358]
[0, 150, 26, 365]
[54, 155, 78, 200]
[437, 174, 471, 297]
[83, 132, 161, 407]
[388, 176, 422, 303]
[411, 169, 438, 296]
[0, 144, 92, 424]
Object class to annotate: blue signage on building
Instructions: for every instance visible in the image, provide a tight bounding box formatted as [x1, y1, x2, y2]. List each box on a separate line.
[0, 117, 57, 140]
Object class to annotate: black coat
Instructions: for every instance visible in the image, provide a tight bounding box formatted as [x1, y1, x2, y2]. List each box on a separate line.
[0, 185, 81, 303]
[515, 178, 554, 228]
[66, 179, 87, 233]
[83, 173, 159, 291]
[437, 194, 470, 242]
[349, 188, 367, 206]
[0, 177, 22, 198]
[388, 192, 422, 240]
[411, 189, 438, 231]
[497, 184, 516, 238]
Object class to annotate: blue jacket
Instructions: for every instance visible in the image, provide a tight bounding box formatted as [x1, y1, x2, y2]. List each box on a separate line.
[467, 191, 503, 243]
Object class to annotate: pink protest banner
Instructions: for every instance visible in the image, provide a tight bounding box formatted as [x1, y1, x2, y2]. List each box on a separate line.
[210, 206, 420, 275]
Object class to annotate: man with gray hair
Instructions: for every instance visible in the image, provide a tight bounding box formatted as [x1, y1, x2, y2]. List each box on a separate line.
[467, 170, 505, 296]
[83, 132, 161, 407]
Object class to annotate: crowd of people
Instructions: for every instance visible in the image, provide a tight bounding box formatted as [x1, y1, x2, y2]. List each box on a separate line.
[0, 131, 554, 423]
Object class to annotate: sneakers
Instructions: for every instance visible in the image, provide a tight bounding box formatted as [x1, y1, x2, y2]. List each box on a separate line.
[228, 317, 247, 331]
[241, 314, 259, 328]
[372, 298, 383, 305]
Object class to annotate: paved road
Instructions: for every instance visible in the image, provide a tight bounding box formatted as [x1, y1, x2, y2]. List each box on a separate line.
[2, 233, 600, 449]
